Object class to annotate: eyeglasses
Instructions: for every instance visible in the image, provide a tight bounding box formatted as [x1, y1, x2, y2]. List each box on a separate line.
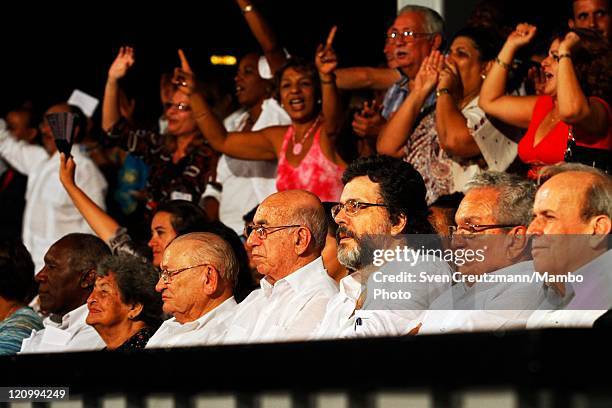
[244, 223, 301, 240]
[164, 102, 192, 112]
[386, 30, 433, 42]
[448, 223, 519, 237]
[331, 199, 389, 218]
[159, 263, 208, 284]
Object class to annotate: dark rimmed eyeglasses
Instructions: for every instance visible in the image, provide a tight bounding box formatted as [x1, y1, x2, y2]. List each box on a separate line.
[386, 30, 433, 42]
[163, 102, 191, 112]
[244, 223, 301, 240]
[448, 223, 519, 237]
[331, 199, 389, 218]
[159, 263, 209, 283]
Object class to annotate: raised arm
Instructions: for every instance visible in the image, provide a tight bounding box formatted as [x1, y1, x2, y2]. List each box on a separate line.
[334, 66, 401, 90]
[103, 47, 135, 132]
[59, 153, 120, 243]
[556, 32, 610, 134]
[235, 0, 287, 74]
[315, 26, 344, 138]
[479, 24, 539, 128]
[377, 51, 442, 158]
[175, 50, 279, 160]
[435, 58, 481, 158]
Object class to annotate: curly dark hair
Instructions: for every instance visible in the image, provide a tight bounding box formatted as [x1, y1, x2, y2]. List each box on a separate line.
[96, 255, 163, 329]
[0, 239, 36, 304]
[342, 155, 435, 234]
[550, 28, 611, 102]
[274, 57, 322, 115]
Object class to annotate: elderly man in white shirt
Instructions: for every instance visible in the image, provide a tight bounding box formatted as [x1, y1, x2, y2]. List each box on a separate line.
[314, 155, 451, 339]
[0, 103, 107, 272]
[224, 190, 338, 344]
[20, 233, 109, 353]
[146, 232, 239, 348]
[526, 164, 612, 329]
[201, 53, 291, 234]
[418, 171, 543, 334]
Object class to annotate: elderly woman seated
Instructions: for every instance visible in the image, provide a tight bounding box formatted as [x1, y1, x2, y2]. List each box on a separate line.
[86, 255, 163, 351]
[0, 239, 43, 355]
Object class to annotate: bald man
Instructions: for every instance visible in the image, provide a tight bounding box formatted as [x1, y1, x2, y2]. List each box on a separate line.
[147, 232, 239, 348]
[224, 190, 338, 343]
[526, 164, 612, 328]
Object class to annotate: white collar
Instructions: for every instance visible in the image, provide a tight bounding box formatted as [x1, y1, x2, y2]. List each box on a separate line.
[163, 297, 237, 331]
[260, 257, 325, 297]
[44, 303, 89, 331]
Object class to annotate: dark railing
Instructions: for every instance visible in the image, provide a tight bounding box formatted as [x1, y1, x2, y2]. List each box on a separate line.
[1, 328, 612, 407]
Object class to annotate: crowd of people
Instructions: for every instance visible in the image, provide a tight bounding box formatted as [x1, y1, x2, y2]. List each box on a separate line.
[0, 0, 611, 355]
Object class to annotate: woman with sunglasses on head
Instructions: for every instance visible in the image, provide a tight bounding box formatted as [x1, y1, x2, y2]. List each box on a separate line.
[102, 47, 218, 217]
[174, 27, 346, 202]
[480, 24, 612, 178]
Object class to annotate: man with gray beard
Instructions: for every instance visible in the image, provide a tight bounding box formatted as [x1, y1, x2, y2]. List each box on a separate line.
[313, 155, 451, 339]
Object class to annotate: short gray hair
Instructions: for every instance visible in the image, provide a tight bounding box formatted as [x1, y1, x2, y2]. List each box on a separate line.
[96, 255, 163, 328]
[398, 5, 445, 35]
[465, 171, 536, 226]
[538, 163, 612, 220]
[172, 232, 239, 285]
[291, 204, 328, 251]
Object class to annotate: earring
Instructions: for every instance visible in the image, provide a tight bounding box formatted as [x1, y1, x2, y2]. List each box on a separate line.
[480, 73, 486, 80]
[317, 99, 322, 104]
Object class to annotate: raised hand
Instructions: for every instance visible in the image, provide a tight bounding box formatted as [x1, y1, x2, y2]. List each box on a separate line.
[316, 26, 338, 76]
[108, 46, 135, 80]
[559, 31, 581, 54]
[438, 57, 462, 100]
[59, 153, 77, 189]
[352, 100, 384, 138]
[413, 50, 444, 93]
[173, 49, 197, 95]
[505, 23, 537, 51]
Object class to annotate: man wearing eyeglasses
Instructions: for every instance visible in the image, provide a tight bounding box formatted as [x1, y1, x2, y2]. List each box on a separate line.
[526, 164, 612, 328]
[146, 232, 238, 348]
[314, 155, 451, 339]
[380, 5, 445, 120]
[224, 190, 337, 343]
[418, 172, 543, 334]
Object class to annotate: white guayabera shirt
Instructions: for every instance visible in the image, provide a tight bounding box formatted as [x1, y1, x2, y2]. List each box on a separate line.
[224, 257, 338, 344]
[146, 297, 238, 348]
[20, 304, 104, 353]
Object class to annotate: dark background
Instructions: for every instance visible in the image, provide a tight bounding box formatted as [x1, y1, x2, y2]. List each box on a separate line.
[0, 0, 569, 120]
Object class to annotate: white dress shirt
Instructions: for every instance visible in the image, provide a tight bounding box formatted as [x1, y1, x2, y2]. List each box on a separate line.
[350, 256, 453, 338]
[19, 304, 104, 353]
[0, 127, 107, 272]
[313, 272, 363, 339]
[419, 261, 544, 334]
[202, 98, 291, 234]
[224, 257, 338, 343]
[146, 297, 238, 348]
[527, 250, 612, 329]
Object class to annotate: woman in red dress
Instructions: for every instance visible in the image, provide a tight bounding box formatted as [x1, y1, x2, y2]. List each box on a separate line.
[480, 24, 611, 178]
